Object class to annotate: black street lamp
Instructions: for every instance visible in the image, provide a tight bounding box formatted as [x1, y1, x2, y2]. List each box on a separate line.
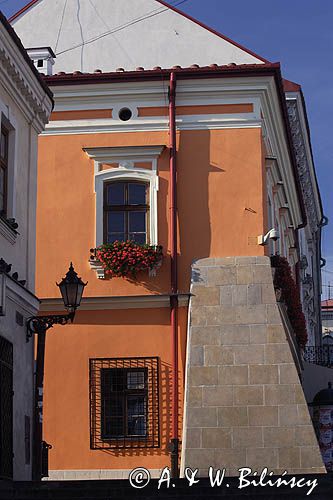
[27, 263, 87, 341]
[27, 263, 87, 480]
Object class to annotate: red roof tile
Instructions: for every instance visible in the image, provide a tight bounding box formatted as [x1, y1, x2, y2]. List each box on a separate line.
[44, 62, 279, 85]
[322, 299, 333, 308]
[283, 79, 301, 92]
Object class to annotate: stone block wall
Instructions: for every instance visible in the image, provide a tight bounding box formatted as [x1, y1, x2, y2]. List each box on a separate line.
[180, 256, 325, 476]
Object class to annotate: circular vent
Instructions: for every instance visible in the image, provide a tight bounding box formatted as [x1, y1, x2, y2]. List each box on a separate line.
[118, 108, 132, 121]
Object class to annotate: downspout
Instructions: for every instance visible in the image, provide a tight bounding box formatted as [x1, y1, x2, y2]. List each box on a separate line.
[169, 71, 179, 478]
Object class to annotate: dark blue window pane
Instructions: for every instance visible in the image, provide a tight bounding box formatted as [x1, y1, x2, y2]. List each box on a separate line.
[107, 212, 125, 233]
[127, 371, 145, 389]
[103, 396, 123, 417]
[104, 417, 123, 437]
[107, 233, 125, 243]
[107, 183, 125, 205]
[127, 396, 146, 436]
[128, 183, 146, 205]
[129, 233, 146, 245]
[129, 211, 146, 232]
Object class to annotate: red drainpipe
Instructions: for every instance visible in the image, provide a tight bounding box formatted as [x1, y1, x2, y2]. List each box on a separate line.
[169, 71, 179, 478]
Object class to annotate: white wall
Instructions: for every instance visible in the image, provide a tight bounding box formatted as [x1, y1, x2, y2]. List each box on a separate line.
[0, 86, 39, 292]
[12, 0, 264, 74]
[0, 16, 52, 481]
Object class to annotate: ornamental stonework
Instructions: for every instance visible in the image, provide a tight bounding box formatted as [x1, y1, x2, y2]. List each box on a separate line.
[286, 100, 318, 233]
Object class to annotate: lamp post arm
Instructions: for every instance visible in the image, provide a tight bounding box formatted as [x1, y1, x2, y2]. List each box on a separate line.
[26, 311, 75, 342]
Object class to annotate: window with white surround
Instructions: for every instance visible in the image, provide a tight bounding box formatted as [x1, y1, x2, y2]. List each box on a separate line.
[0, 111, 17, 243]
[84, 146, 165, 248]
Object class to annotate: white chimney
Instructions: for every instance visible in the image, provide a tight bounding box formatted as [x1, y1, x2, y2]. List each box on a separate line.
[26, 47, 56, 76]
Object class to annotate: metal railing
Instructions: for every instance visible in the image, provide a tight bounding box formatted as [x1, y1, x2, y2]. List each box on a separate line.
[303, 345, 333, 368]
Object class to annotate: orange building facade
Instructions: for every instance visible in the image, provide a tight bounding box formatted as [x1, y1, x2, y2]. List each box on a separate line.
[29, 63, 327, 480]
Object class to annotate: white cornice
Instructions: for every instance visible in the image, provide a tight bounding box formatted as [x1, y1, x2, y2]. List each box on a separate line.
[46, 75, 303, 227]
[43, 114, 261, 135]
[84, 145, 165, 162]
[5, 274, 40, 315]
[0, 23, 53, 132]
[39, 294, 191, 312]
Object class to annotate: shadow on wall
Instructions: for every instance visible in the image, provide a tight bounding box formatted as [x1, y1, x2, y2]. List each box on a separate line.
[177, 130, 218, 288]
[72, 308, 170, 326]
[92, 361, 172, 459]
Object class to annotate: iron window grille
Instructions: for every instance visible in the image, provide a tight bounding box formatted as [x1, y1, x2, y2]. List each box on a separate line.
[103, 181, 149, 245]
[303, 346, 333, 368]
[90, 357, 160, 450]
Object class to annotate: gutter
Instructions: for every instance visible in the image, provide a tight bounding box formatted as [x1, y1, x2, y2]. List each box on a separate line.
[169, 71, 179, 478]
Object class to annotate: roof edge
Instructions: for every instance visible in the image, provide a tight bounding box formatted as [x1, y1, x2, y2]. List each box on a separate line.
[0, 10, 53, 103]
[43, 62, 306, 224]
[156, 0, 270, 64]
[9, 0, 40, 23]
[10, 0, 270, 65]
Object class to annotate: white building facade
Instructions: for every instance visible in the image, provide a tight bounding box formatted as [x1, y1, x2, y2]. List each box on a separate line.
[0, 12, 53, 481]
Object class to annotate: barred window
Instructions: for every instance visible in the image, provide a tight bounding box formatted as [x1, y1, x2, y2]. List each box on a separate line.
[90, 357, 159, 449]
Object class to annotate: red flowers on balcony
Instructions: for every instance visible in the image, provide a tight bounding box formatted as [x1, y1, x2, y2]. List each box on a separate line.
[271, 255, 308, 348]
[94, 241, 163, 279]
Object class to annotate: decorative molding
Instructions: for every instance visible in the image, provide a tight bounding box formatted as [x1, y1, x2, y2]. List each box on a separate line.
[85, 146, 164, 248]
[0, 217, 17, 244]
[0, 22, 53, 133]
[1, 273, 39, 316]
[43, 116, 261, 135]
[39, 294, 191, 312]
[286, 96, 322, 231]
[88, 258, 105, 279]
[84, 146, 165, 163]
[45, 76, 303, 228]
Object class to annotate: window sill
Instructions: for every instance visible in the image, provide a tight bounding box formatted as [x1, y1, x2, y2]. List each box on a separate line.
[89, 255, 160, 280]
[89, 257, 105, 279]
[0, 216, 18, 245]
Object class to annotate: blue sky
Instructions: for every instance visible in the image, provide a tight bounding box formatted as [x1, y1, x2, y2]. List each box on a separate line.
[2, 0, 333, 296]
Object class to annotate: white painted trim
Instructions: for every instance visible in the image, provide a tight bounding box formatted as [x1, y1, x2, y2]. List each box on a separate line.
[39, 294, 190, 311]
[4, 274, 40, 315]
[84, 146, 165, 162]
[0, 108, 18, 221]
[94, 168, 159, 246]
[43, 116, 261, 135]
[0, 21, 53, 132]
[46, 75, 303, 227]
[85, 146, 164, 247]
[112, 102, 138, 121]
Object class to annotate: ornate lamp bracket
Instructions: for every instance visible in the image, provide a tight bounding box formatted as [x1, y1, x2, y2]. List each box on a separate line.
[26, 311, 75, 342]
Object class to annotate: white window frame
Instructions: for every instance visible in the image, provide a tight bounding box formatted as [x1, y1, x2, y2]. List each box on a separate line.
[84, 146, 165, 247]
[0, 106, 17, 244]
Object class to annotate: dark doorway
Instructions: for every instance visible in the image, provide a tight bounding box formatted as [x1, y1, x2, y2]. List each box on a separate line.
[0, 336, 13, 480]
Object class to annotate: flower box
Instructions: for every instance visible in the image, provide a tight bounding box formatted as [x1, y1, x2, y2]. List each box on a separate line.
[271, 255, 308, 348]
[91, 241, 163, 279]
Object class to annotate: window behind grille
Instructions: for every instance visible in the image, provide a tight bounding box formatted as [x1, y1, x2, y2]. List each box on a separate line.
[103, 181, 149, 244]
[90, 357, 159, 449]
